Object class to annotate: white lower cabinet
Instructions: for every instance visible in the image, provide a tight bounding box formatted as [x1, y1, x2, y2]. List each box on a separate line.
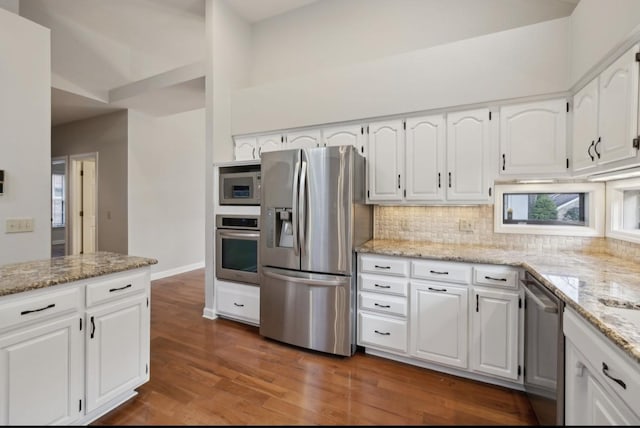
[564, 306, 640, 425]
[410, 281, 468, 368]
[470, 287, 520, 380]
[0, 267, 151, 425]
[215, 281, 260, 326]
[0, 313, 83, 425]
[85, 294, 149, 413]
[358, 253, 523, 389]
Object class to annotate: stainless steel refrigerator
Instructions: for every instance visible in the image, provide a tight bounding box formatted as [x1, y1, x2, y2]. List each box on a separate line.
[259, 145, 372, 356]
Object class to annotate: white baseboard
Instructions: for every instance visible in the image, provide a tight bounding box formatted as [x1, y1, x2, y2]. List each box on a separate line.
[151, 261, 205, 281]
[203, 307, 217, 320]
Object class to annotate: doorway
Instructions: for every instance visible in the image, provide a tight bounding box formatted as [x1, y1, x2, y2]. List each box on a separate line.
[69, 153, 98, 255]
[51, 156, 68, 257]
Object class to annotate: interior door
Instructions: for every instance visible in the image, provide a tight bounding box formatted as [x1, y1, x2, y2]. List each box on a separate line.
[82, 160, 96, 254]
[300, 146, 353, 275]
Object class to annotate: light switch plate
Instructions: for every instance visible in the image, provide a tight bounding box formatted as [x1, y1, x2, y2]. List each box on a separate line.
[6, 218, 34, 233]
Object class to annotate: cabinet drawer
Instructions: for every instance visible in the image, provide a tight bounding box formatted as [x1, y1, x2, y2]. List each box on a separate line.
[360, 255, 409, 277]
[564, 307, 640, 415]
[359, 274, 408, 296]
[0, 286, 81, 333]
[473, 266, 519, 289]
[86, 270, 148, 308]
[411, 260, 472, 284]
[359, 292, 407, 317]
[358, 312, 407, 353]
[216, 283, 260, 324]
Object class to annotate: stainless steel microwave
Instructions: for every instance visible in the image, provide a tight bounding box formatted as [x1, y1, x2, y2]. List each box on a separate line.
[219, 170, 261, 205]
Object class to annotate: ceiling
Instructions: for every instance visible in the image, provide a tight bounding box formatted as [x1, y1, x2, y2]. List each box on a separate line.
[223, 0, 319, 22]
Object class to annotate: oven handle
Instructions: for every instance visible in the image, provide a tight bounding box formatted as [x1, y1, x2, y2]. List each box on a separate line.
[217, 230, 260, 240]
[521, 279, 558, 313]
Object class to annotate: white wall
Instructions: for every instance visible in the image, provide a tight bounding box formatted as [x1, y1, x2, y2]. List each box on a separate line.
[128, 108, 206, 279]
[204, 0, 252, 316]
[569, 0, 640, 87]
[232, 17, 569, 135]
[0, 9, 50, 265]
[250, 0, 576, 85]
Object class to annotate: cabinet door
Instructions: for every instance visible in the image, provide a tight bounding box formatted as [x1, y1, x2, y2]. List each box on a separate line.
[410, 281, 468, 368]
[598, 44, 640, 165]
[586, 373, 636, 425]
[285, 129, 321, 150]
[367, 120, 404, 202]
[471, 288, 519, 380]
[85, 294, 149, 413]
[0, 314, 82, 425]
[500, 99, 567, 175]
[572, 79, 600, 173]
[405, 115, 445, 201]
[446, 108, 491, 201]
[234, 136, 258, 161]
[257, 134, 283, 158]
[322, 124, 364, 155]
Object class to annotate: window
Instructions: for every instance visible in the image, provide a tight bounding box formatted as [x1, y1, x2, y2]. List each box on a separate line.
[606, 177, 640, 243]
[52, 173, 65, 227]
[494, 183, 605, 236]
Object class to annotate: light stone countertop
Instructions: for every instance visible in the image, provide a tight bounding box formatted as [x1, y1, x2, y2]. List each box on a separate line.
[357, 239, 640, 365]
[0, 252, 158, 297]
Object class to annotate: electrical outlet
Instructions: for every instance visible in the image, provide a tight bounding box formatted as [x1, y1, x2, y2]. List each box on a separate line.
[459, 219, 474, 232]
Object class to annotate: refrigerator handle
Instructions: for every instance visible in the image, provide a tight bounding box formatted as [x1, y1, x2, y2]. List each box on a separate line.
[262, 269, 346, 287]
[292, 161, 301, 256]
[298, 160, 308, 256]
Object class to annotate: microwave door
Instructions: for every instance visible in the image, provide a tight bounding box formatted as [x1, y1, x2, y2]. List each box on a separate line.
[260, 149, 302, 271]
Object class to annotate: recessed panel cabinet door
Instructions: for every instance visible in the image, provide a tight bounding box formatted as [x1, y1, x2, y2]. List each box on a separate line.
[598, 44, 640, 165]
[572, 79, 600, 173]
[323, 124, 364, 154]
[470, 288, 519, 380]
[405, 115, 445, 202]
[367, 120, 404, 202]
[234, 136, 258, 161]
[285, 129, 321, 150]
[0, 314, 82, 425]
[446, 109, 491, 201]
[85, 294, 149, 413]
[410, 281, 468, 369]
[499, 99, 567, 175]
[257, 134, 283, 158]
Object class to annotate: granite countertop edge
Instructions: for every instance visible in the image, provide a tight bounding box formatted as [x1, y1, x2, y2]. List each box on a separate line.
[0, 252, 158, 298]
[356, 239, 640, 365]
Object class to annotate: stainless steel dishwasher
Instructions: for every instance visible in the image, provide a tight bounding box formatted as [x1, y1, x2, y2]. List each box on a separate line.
[522, 272, 565, 426]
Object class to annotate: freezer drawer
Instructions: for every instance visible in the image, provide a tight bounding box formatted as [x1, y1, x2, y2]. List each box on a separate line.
[259, 267, 354, 356]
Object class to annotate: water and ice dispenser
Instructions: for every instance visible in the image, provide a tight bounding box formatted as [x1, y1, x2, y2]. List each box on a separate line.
[264, 207, 294, 248]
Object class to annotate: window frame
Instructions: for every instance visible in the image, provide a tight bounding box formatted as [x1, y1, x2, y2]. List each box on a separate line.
[494, 182, 605, 237]
[606, 177, 640, 244]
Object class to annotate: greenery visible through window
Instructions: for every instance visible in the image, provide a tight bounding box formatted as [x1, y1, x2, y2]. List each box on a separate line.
[502, 193, 586, 226]
[52, 173, 65, 227]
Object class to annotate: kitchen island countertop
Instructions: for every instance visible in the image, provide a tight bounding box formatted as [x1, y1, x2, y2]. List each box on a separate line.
[357, 239, 640, 365]
[0, 252, 158, 297]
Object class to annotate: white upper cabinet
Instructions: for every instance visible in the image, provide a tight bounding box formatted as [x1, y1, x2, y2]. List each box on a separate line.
[572, 79, 600, 173]
[285, 129, 321, 150]
[597, 44, 639, 165]
[405, 115, 446, 202]
[257, 133, 283, 158]
[322, 124, 365, 154]
[572, 44, 640, 175]
[367, 119, 404, 202]
[446, 108, 492, 201]
[234, 136, 258, 161]
[499, 99, 567, 176]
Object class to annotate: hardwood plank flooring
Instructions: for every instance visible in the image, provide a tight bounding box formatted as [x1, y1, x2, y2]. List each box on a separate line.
[92, 269, 539, 426]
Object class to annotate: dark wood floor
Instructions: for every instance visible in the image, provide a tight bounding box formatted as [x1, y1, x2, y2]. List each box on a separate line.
[92, 269, 538, 425]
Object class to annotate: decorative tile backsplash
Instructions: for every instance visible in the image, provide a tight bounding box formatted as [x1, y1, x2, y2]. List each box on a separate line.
[374, 205, 640, 261]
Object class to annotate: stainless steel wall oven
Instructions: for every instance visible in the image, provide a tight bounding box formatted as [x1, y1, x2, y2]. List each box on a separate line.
[215, 215, 260, 285]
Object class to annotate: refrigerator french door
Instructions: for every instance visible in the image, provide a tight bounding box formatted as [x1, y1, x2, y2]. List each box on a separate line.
[259, 145, 371, 357]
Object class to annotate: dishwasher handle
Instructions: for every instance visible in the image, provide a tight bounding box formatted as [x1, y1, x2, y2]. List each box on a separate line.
[521, 279, 558, 313]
